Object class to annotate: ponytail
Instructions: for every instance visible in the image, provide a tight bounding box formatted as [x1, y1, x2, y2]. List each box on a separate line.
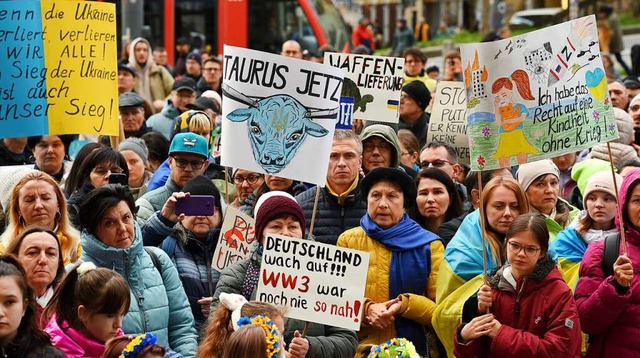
[491, 69, 534, 101]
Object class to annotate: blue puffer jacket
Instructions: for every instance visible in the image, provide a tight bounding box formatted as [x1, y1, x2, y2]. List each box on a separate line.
[80, 223, 198, 357]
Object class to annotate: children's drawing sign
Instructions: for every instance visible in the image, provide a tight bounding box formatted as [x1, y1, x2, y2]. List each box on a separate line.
[460, 15, 618, 171]
[221, 45, 344, 185]
[0, 1, 118, 139]
[212, 207, 258, 272]
[428, 81, 470, 165]
[256, 234, 370, 330]
[325, 52, 404, 124]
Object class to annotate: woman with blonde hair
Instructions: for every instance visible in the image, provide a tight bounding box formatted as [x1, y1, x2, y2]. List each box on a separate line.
[0, 171, 81, 264]
[432, 176, 529, 355]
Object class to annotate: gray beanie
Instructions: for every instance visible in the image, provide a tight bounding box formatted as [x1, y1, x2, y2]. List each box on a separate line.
[516, 159, 560, 191]
[118, 137, 149, 164]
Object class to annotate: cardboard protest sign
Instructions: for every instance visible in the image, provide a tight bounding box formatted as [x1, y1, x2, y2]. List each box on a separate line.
[325, 52, 403, 127]
[0, 1, 118, 139]
[221, 45, 344, 185]
[212, 207, 258, 272]
[460, 15, 617, 171]
[42, 0, 118, 135]
[256, 234, 370, 330]
[0, 1, 49, 137]
[428, 81, 470, 165]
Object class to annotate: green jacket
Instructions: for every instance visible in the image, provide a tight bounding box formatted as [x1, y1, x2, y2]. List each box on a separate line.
[212, 246, 358, 357]
[135, 178, 180, 227]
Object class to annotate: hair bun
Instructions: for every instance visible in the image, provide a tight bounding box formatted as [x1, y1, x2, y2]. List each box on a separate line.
[77, 262, 97, 277]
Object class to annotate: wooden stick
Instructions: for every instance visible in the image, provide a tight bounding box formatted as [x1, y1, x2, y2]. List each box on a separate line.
[607, 142, 627, 255]
[224, 167, 230, 206]
[109, 115, 126, 148]
[301, 321, 309, 337]
[308, 185, 321, 239]
[477, 170, 490, 314]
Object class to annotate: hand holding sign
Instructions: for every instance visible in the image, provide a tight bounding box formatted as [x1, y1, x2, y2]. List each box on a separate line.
[288, 331, 310, 358]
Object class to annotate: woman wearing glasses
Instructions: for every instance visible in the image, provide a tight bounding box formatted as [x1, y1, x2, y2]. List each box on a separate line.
[66, 147, 128, 230]
[453, 213, 581, 357]
[230, 169, 264, 208]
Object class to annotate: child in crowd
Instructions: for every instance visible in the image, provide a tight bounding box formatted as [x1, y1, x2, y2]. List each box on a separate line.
[103, 333, 166, 358]
[44, 262, 131, 357]
[222, 315, 282, 358]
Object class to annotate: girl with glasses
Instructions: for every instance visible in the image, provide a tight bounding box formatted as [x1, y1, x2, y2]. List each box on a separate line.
[454, 213, 581, 357]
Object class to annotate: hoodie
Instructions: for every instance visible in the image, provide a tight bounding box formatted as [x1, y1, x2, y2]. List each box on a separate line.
[128, 37, 174, 107]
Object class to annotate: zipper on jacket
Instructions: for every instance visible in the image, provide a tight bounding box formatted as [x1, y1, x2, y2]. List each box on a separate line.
[340, 207, 345, 233]
[515, 277, 527, 325]
[205, 248, 213, 296]
[124, 252, 148, 332]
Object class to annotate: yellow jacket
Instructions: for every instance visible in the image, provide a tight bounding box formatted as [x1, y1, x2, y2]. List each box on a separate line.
[337, 226, 444, 354]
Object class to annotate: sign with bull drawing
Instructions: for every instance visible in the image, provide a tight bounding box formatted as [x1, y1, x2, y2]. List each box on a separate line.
[221, 45, 345, 185]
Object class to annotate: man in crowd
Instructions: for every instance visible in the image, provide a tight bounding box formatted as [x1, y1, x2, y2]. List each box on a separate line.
[624, 76, 640, 100]
[119, 93, 151, 138]
[281, 40, 304, 59]
[419, 141, 468, 205]
[128, 37, 174, 113]
[352, 17, 375, 53]
[403, 47, 437, 92]
[399, 81, 431, 149]
[609, 80, 630, 110]
[118, 64, 137, 95]
[0, 138, 32, 166]
[360, 124, 418, 177]
[184, 52, 203, 83]
[391, 19, 415, 57]
[197, 58, 223, 96]
[174, 37, 191, 77]
[147, 77, 197, 139]
[296, 130, 368, 245]
[441, 51, 463, 81]
[136, 132, 209, 226]
[153, 46, 174, 75]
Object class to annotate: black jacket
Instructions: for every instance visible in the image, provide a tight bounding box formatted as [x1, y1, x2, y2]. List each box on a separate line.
[295, 179, 367, 245]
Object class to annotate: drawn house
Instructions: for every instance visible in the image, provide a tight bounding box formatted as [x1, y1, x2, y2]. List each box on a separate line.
[464, 50, 488, 99]
[524, 43, 552, 67]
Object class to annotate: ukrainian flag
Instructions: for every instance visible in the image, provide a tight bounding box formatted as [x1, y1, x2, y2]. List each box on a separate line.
[387, 99, 399, 110]
[553, 226, 587, 290]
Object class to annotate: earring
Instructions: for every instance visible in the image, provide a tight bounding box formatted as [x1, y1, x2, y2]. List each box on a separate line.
[55, 212, 61, 223]
[18, 215, 25, 227]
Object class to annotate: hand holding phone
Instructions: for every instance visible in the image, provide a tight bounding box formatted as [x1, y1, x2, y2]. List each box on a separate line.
[175, 195, 216, 216]
[108, 173, 128, 186]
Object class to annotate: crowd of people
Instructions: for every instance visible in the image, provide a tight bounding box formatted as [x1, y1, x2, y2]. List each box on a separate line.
[0, 13, 639, 357]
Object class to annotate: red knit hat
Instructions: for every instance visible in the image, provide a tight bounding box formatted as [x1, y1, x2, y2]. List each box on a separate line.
[254, 192, 306, 243]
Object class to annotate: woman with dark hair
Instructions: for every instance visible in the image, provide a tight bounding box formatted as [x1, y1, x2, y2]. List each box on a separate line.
[67, 147, 129, 230]
[337, 167, 442, 356]
[411, 168, 463, 235]
[141, 132, 170, 174]
[453, 214, 581, 357]
[0, 255, 65, 357]
[77, 184, 197, 357]
[6, 227, 65, 327]
[64, 142, 103, 198]
[27, 135, 75, 186]
[1, 171, 81, 265]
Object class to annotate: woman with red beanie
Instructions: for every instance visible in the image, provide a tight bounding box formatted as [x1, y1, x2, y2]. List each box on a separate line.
[209, 191, 358, 358]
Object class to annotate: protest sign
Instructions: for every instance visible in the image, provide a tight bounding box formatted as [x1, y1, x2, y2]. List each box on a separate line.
[256, 234, 370, 330]
[427, 81, 470, 165]
[0, 1, 50, 137]
[212, 206, 258, 272]
[221, 45, 344, 185]
[325, 52, 403, 126]
[42, 0, 118, 135]
[460, 15, 617, 171]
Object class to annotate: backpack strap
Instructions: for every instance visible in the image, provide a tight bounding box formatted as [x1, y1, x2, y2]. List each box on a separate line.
[160, 237, 178, 258]
[144, 246, 162, 273]
[602, 232, 620, 278]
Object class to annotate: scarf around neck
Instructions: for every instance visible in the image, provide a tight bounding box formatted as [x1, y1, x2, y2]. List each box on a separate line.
[360, 213, 439, 354]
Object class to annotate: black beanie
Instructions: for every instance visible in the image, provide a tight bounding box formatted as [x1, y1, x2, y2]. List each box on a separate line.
[402, 81, 431, 112]
[182, 175, 222, 214]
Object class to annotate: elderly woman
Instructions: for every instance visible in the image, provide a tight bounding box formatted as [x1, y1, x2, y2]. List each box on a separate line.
[337, 167, 442, 356]
[411, 168, 464, 235]
[67, 147, 129, 230]
[78, 184, 198, 357]
[516, 159, 579, 242]
[6, 226, 65, 327]
[1, 171, 81, 265]
[118, 137, 152, 200]
[142, 175, 224, 331]
[213, 191, 358, 357]
[433, 176, 529, 356]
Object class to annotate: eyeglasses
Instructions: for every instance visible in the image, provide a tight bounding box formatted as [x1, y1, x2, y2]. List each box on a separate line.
[173, 157, 206, 170]
[363, 142, 391, 153]
[507, 241, 541, 257]
[92, 166, 123, 176]
[203, 67, 221, 72]
[420, 159, 452, 168]
[233, 174, 263, 185]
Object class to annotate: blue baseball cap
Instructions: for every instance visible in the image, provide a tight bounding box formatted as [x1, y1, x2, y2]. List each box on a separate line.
[169, 133, 208, 159]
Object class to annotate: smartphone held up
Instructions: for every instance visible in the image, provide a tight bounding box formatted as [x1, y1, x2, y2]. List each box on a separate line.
[175, 195, 216, 216]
